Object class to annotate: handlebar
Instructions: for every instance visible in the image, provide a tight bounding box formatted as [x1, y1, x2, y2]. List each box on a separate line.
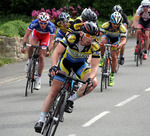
[49, 71, 89, 95]
[131, 27, 150, 34]
[23, 42, 48, 51]
[100, 43, 118, 48]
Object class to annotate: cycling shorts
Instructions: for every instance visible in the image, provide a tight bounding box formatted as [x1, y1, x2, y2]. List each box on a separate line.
[101, 34, 120, 51]
[30, 29, 50, 47]
[138, 18, 150, 29]
[53, 58, 91, 82]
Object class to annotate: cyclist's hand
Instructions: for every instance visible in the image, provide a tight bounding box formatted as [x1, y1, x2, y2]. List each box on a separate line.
[117, 44, 122, 49]
[49, 65, 58, 77]
[86, 78, 93, 89]
[21, 47, 26, 53]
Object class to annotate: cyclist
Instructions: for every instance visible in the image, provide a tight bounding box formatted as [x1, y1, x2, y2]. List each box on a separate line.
[54, 12, 73, 47]
[68, 8, 99, 63]
[34, 21, 100, 133]
[69, 8, 98, 32]
[99, 12, 127, 86]
[21, 12, 55, 90]
[131, 0, 150, 60]
[112, 5, 128, 65]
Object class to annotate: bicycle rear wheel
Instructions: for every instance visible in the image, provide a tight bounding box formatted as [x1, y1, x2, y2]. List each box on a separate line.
[47, 90, 68, 136]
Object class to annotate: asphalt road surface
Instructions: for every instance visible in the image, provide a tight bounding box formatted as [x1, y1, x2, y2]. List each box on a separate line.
[0, 38, 150, 136]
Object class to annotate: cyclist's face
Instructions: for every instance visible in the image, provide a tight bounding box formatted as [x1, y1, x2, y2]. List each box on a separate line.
[61, 21, 69, 28]
[142, 6, 149, 12]
[112, 23, 120, 29]
[39, 21, 48, 30]
[80, 32, 94, 46]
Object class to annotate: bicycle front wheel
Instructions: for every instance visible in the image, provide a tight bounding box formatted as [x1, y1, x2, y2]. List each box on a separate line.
[47, 90, 68, 136]
[25, 63, 32, 97]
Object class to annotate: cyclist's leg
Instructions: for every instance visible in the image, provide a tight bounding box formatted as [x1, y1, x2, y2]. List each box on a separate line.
[109, 38, 119, 86]
[35, 58, 68, 132]
[34, 33, 50, 89]
[25, 30, 38, 72]
[143, 21, 150, 59]
[65, 61, 99, 113]
[99, 35, 109, 67]
[34, 79, 63, 133]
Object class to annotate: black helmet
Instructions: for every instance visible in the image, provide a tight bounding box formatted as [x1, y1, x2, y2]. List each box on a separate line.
[59, 12, 70, 21]
[80, 21, 99, 35]
[112, 5, 123, 13]
[81, 8, 97, 22]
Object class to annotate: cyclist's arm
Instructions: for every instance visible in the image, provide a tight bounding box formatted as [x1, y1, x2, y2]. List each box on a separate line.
[49, 35, 55, 51]
[51, 42, 66, 66]
[22, 29, 31, 46]
[89, 57, 100, 79]
[118, 37, 127, 49]
[132, 11, 140, 28]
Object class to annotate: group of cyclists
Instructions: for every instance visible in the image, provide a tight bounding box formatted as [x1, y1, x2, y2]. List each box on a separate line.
[21, 0, 150, 134]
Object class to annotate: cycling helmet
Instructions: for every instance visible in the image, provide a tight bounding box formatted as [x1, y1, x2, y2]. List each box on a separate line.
[141, 0, 150, 6]
[112, 5, 123, 13]
[110, 12, 122, 25]
[59, 12, 70, 21]
[80, 21, 99, 35]
[81, 8, 97, 22]
[38, 12, 50, 22]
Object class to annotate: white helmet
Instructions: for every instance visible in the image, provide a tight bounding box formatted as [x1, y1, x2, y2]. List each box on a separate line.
[110, 12, 122, 25]
[38, 12, 50, 22]
[141, 0, 150, 6]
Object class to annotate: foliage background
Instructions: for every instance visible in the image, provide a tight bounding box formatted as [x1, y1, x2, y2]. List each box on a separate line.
[0, 0, 141, 18]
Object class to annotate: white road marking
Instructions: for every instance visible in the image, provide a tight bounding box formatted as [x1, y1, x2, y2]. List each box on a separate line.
[68, 134, 76, 136]
[115, 95, 140, 107]
[82, 111, 110, 127]
[145, 87, 150, 92]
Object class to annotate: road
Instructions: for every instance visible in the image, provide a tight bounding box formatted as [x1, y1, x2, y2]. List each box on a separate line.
[0, 38, 150, 136]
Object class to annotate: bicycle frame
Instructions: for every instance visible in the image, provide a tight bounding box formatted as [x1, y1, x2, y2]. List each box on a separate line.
[42, 71, 86, 136]
[24, 44, 47, 96]
[133, 27, 148, 67]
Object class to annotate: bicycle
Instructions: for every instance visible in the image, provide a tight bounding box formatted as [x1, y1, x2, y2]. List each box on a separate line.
[100, 43, 117, 92]
[132, 27, 149, 67]
[24, 43, 48, 97]
[42, 71, 88, 136]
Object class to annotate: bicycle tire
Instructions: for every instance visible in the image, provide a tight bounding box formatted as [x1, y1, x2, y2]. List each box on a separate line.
[104, 58, 108, 89]
[25, 63, 32, 97]
[31, 60, 36, 93]
[100, 66, 105, 92]
[25, 78, 30, 97]
[47, 90, 68, 136]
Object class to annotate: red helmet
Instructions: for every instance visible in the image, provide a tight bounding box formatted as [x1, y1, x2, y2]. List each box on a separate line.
[38, 12, 50, 22]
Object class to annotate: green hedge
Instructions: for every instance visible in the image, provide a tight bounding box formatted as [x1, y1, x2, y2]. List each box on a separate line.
[0, 20, 29, 37]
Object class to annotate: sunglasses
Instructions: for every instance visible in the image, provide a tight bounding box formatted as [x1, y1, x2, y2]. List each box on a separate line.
[39, 21, 48, 25]
[143, 6, 149, 8]
[83, 32, 96, 39]
[61, 21, 69, 24]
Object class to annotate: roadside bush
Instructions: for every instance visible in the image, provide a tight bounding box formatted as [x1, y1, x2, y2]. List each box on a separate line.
[0, 20, 28, 37]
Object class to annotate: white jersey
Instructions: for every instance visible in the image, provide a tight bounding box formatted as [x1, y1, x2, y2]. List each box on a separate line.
[136, 5, 150, 21]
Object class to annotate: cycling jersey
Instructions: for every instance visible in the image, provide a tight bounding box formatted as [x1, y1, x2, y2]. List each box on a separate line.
[100, 21, 127, 38]
[100, 21, 127, 50]
[69, 17, 83, 32]
[136, 5, 150, 21]
[53, 33, 100, 81]
[28, 19, 55, 35]
[54, 18, 73, 34]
